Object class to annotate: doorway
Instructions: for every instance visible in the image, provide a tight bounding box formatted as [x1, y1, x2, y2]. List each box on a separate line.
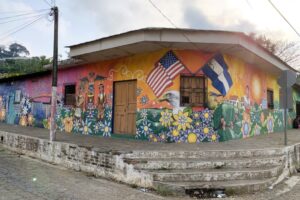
[113, 80, 137, 134]
[297, 101, 300, 116]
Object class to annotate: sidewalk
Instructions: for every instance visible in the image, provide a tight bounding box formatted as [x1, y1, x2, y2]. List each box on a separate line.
[0, 122, 299, 151]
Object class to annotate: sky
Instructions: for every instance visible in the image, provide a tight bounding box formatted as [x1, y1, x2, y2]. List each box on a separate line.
[0, 0, 300, 60]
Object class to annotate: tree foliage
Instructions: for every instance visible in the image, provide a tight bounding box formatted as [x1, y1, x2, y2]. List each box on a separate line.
[0, 43, 51, 78]
[0, 43, 30, 58]
[249, 33, 300, 70]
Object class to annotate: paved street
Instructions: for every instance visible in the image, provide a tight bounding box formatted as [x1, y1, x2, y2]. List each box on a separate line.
[1, 145, 300, 200]
[0, 147, 188, 200]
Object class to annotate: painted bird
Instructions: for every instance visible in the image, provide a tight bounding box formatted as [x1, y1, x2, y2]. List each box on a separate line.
[158, 90, 185, 114]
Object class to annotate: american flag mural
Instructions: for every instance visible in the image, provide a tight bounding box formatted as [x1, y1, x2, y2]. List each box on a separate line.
[146, 51, 185, 97]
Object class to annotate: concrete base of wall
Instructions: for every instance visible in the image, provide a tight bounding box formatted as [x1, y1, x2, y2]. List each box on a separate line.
[1, 130, 300, 197]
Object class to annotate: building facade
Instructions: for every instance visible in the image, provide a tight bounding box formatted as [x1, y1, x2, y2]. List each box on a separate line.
[0, 28, 299, 143]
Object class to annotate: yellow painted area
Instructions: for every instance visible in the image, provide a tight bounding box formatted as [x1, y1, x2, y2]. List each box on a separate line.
[81, 49, 281, 109]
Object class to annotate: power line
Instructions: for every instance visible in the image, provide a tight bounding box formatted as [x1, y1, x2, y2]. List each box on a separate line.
[0, 8, 49, 15]
[0, 9, 50, 20]
[0, 13, 48, 36]
[42, 0, 52, 8]
[0, 15, 47, 41]
[267, 0, 300, 37]
[0, 13, 49, 25]
[147, 0, 199, 50]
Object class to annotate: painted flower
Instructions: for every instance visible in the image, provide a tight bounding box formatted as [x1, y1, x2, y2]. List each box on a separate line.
[93, 121, 102, 134]
[241, 120, 251, 138]
[63, 117, 73, 133]
[149, 133, 159, 142]
[167, 126, 182, 143]
[193, 120, 202, 128]
[200, 125, 214, 138]
[139, 95, 149, 105]
[139, 120, 152, 136]
[208, 132, 220, 142]
[181, 129, 202, 144]
[192, 112, 201, 120]
[266, 114, 274, 133]
[200, 109, 213, 124]
[140, 109, 148, 119]
[159, 109, 173, 127]
[101, 121, 112, 137]
[80, 119, 92, 135]
[73, 119, 81, 133]
[173, 111, 192, 131]
[105, 109, 112, 120]
[135, 130, 142, 139]
[159, 132, 167, 142]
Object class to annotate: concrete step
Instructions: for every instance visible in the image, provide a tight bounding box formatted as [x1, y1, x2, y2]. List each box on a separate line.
[149, 166, 283, 182]
[126, 148, 285, 159]
[126, 156, 285, 170]
[153, 178, 276, 196]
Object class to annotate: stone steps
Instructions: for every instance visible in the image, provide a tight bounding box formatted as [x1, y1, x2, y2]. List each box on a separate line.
[153, 178, 277, 196]
[126, 148, 285, 159]
[126, 156, 285, 170]
[149, 166, 283, 182]
[124, 149, 288, 196]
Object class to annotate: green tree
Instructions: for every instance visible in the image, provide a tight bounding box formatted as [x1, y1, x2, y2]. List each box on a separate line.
[8, 43, 30, 57]
[0, 43, 51, 78]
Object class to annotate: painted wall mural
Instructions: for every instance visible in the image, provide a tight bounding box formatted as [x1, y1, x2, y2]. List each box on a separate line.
[0, 49, 299, 144]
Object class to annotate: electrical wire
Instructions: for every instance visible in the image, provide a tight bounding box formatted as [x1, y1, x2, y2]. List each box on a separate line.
[0, 8, 49, 15]
[42, 0, 52, 8]
[147, 0, 199, 50]
[0, 9, 50, 20]
[0, 13, 49, 25]
[0, 14, 48, 41]
[267, 0, 300, 37]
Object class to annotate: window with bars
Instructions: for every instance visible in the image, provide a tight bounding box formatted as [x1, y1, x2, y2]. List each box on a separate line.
[180, 76, 206, 107]
[64, 84, 76, 106]
[267, 89, 274, 109]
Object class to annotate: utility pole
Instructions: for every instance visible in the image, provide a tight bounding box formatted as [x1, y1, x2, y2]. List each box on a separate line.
[50, 6, 58, 142]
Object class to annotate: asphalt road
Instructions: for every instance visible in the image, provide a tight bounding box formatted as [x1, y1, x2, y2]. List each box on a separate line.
[1, 146, 300, 200]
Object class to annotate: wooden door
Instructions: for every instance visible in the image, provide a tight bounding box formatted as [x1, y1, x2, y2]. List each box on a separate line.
[113, 80, 137, 134]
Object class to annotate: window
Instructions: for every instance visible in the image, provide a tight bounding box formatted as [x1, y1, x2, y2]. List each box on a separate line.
[180, 76, 206, 107]
[64, 84, 76, 106]
[267, 89, 274, 109]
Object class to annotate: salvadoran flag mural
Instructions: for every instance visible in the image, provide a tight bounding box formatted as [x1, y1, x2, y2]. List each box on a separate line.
[202, 54, 233, 96]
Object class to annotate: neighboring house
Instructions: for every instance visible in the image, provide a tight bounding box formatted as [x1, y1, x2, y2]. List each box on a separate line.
[0, 28, 299, 143]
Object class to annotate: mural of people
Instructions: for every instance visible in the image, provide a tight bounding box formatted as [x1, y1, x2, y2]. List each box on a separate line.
[75, 82, 85, 118]
[97, 84, 106, 119]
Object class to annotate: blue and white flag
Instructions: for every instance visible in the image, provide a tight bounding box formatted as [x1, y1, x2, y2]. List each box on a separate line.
[202, 54, 233, 96]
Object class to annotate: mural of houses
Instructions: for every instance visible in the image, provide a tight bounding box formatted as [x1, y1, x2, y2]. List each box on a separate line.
[0, 28, 299, 143]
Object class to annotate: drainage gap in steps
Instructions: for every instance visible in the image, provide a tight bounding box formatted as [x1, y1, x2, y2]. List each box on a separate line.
[185, 188, 226, 199]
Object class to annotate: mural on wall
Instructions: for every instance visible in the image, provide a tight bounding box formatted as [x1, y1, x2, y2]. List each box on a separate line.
[0, 49, 298, 144]
[135, 50, 297, 143]
[52, 72, 113, 137]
